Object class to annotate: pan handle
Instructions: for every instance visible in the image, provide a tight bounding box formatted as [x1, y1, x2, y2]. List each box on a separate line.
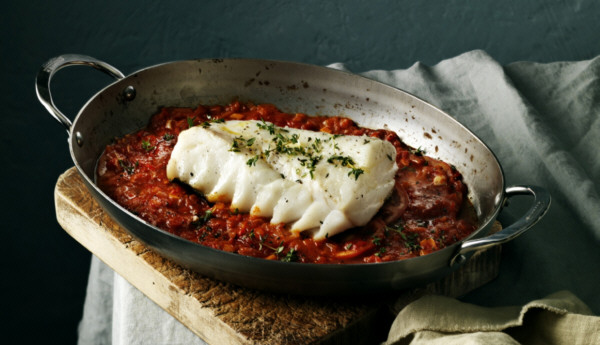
[450, 185, 551, 267]
[35, 54, 125, 134]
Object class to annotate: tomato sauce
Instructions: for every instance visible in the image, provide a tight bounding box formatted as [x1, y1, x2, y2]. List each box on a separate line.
[96, 101, 477, 264]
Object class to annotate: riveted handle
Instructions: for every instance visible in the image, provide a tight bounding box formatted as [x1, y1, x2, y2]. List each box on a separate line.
[450, 185, 551, 266]
[35, 54, 125, 134]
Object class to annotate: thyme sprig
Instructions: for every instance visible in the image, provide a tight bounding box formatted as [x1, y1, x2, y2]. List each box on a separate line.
[327, 155, 365, 180]
[228, 120, 367, 181]
[230, 136, 256, 153]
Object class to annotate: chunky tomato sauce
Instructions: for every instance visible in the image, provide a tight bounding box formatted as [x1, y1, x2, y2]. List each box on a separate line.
[96, 101, 477, 264]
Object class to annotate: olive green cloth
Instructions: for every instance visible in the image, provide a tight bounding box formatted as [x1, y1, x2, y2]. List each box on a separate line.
[384, 290, 600, 345]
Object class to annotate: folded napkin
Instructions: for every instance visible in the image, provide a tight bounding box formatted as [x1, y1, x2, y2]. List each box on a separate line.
[384, 291, 600, 345]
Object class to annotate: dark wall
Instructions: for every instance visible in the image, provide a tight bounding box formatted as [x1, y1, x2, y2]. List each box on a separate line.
[3, 0, 599, 343]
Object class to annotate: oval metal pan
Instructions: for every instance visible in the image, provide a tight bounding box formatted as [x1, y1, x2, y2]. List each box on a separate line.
[37, 56, 548, 295]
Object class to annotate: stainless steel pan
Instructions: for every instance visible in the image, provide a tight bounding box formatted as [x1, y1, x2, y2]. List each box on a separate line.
[36, 54, 550, 295]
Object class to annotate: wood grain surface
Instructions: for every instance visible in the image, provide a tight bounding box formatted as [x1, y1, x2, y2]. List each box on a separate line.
[55, 167, 501, 345]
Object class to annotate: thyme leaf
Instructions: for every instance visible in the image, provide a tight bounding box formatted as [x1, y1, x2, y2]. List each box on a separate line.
[141, 140, 155, 152]
[348, 168, 364, 180]
[187, 116, 195, 128]
[246, 155, 260, 167]
[280, 248, 298, 262]
[118, 160, 137, 175]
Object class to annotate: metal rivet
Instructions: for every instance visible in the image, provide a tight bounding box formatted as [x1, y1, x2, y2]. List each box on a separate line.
[76, 131, 84, 147]
[123, 85, 136, 101]
[451, 254, 467, 267]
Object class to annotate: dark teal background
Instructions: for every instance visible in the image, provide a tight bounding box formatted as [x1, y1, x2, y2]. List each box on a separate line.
[2, 0, 599, 343]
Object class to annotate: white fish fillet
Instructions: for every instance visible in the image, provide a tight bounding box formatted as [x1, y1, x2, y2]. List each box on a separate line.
[166, 120, 398, 240]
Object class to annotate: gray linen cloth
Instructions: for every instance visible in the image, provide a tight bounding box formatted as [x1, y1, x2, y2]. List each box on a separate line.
[77, 50, 600, 345]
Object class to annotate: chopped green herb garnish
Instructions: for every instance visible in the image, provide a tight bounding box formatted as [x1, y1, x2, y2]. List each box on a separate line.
[281, 248, 298, 262]
[203, 210, 213, 221]
[328, 155, 364, 180]
[229, 137, 242, 152]
[230, 136, 256, 153]
[327, 155, 355, 167]
[308, 155, 322, 178]
[348, 168, 364, 180]
[192, 209, 214, 228]
[386, 223, 405, 234]
[141, 140, 155, 152]
[187, 116, 195, 128]
[256, 119, 275, 134]
[163, 133, 175, 141]
[246, 155, 260, 167]
[372, 236, 382, 246]
[375, 247, 387, 257]
[275, 243, 285, 255]
[311, 138, 322, 152]
[118, 160, 137, 175]
[409, 146, 426, 156]
[399, 231, 422, 251]
[201, 118, 225, 128]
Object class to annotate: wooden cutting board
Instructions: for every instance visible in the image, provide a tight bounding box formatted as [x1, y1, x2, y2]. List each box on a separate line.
[54, 167, 501, 345]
